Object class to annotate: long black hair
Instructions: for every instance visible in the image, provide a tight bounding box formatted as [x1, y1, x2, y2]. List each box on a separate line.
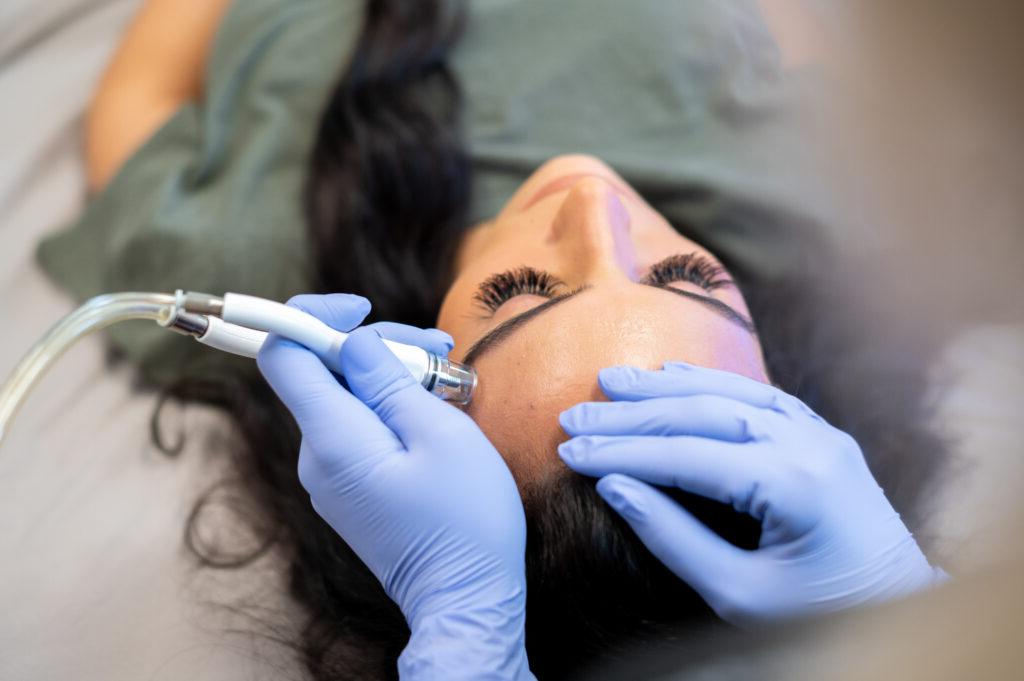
[156, 1, 950, 679]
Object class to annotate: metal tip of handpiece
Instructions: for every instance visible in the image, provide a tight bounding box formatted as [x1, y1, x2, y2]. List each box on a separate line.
[429, 356, 477, 405]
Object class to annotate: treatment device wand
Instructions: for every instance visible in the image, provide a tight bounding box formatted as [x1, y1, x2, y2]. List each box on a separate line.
[0, 291, 477, 448]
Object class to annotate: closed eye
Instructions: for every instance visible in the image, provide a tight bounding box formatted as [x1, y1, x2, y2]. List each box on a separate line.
[641, 253, 734, 292]
[473, 266, 567, 315]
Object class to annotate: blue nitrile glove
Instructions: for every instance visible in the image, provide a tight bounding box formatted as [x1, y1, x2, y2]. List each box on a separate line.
[256, 294, 534, 681]
[558, 362, 949, 627]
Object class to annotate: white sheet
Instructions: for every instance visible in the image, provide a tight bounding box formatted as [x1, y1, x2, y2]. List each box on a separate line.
[0, 1, 294, 678]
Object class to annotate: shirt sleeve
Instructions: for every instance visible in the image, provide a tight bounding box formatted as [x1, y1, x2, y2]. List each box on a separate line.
[36, 0, 362, 385]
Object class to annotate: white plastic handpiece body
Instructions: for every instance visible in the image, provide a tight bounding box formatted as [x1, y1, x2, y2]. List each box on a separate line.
[198, 316, 267, 358]
[220, 293, 430, 383]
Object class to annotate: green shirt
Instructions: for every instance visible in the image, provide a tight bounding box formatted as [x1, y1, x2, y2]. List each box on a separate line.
[37, 0, 832, 384]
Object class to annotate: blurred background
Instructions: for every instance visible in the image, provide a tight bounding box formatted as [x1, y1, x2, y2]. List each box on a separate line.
[798, 0, 1024, 573]
[617, 2, 1024, 678]
[1, 1, 1021, 679]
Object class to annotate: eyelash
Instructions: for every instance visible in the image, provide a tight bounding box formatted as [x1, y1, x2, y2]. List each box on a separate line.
[474, 267, 563, 313]
[642, 253, 732, 292]
[473, 253, 731, 313]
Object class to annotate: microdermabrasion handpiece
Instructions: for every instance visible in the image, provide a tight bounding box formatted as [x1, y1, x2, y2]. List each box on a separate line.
[0, 290, 474, 450]
[164, 291, 477, 405]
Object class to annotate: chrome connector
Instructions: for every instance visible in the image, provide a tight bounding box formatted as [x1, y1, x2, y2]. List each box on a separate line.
[176, 289, 225, 317]
[164, 310, 210, 337]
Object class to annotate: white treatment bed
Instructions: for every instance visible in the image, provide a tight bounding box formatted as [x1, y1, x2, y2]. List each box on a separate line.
[0, 2, 293, 678]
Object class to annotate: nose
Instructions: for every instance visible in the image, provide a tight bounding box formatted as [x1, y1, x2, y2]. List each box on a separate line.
[549, 177, 637, 283]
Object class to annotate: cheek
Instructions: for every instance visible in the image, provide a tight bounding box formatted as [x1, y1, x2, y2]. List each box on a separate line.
[465, 363, 603, 491]
[467, 397, 550, 491]
[466, 382, 555, 491]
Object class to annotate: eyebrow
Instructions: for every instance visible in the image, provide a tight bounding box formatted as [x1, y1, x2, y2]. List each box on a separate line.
[461, 284, 756, 367]
[462, 289, 589, 366]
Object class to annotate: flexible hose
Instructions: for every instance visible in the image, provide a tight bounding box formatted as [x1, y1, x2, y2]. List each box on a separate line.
[0, 292, 176, 448]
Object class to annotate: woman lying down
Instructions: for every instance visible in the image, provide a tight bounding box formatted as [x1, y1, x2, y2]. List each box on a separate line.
[37, 0, 951, 678]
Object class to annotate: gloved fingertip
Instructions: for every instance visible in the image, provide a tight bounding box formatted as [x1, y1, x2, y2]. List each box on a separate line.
[557, 438, 584, 465]
[285, 293, 316, 308]
[930, 566, 952, 587]
[286, 292, 368, 310]
[595, 472, 635, 494]
[429, 328, 455, 350]
[596, 474, 647, 522]
[597, 365, 635, 386]
[663, 360, 695, 371]
[558, 406, 580, 434]
[327, 292, 372, 310]
[285, 293, 372, 332]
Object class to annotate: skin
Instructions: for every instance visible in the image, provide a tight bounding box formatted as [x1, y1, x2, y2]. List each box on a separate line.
[86, 0, 233, 192]
[436, 154, 770, 489]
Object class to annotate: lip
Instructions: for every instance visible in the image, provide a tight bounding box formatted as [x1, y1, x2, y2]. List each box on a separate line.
[519, 172, 634, 212]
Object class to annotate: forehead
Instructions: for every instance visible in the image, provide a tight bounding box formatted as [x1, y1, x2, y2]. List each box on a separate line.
[463, 285, 765, 485]
[462, 284, 763, 381]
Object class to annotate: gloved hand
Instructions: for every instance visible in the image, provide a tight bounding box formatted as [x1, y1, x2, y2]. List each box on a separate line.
[558, 361, 948, 627]
[257, 294, 534, 681]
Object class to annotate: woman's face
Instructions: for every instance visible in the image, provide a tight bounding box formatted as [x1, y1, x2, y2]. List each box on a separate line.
[436, 154, 769, 488]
